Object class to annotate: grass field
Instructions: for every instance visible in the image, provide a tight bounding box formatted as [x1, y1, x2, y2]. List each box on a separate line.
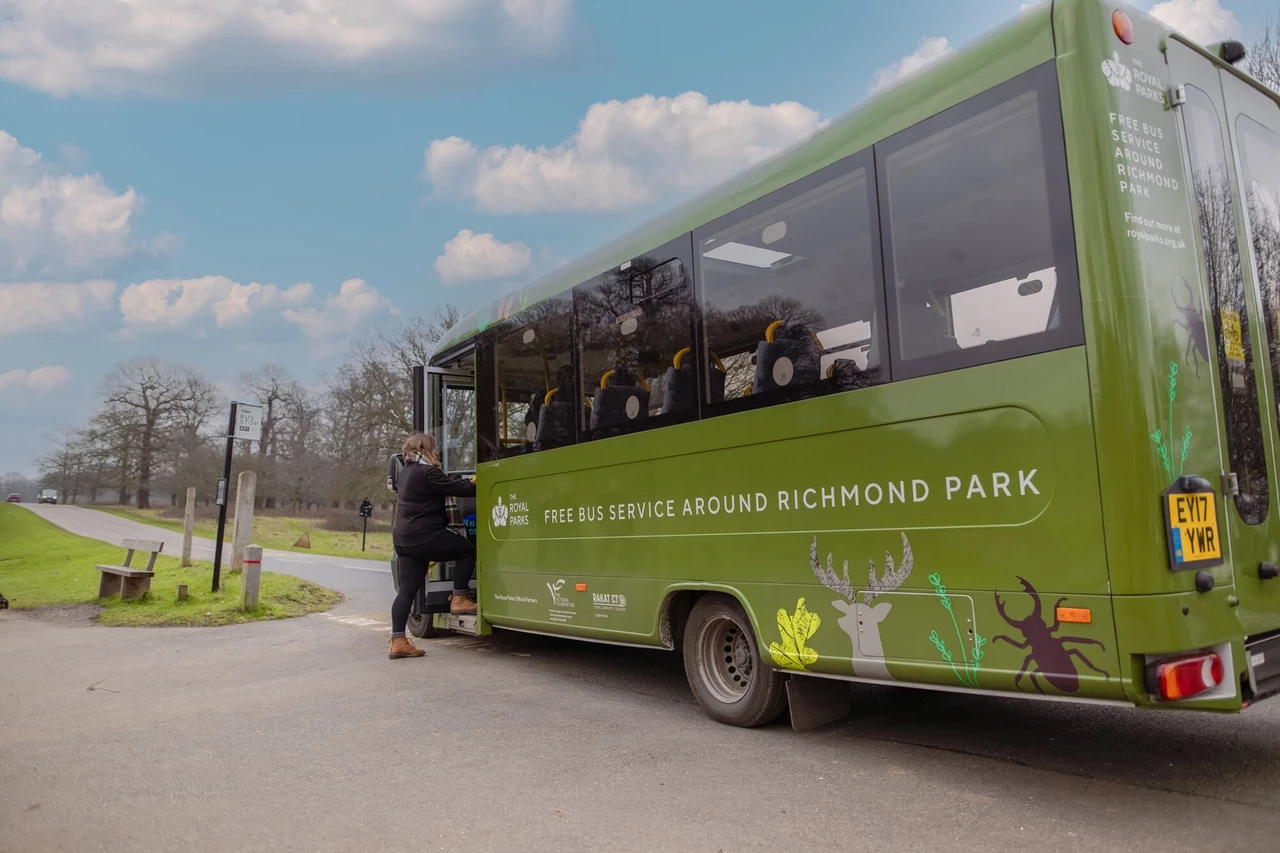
[99, 507, 394, 561]
[0, 504, 341, 626]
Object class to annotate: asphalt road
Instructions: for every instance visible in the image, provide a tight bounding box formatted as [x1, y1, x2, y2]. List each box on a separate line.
[21, 503, 393, 616]
[3, 505, 1279, 851]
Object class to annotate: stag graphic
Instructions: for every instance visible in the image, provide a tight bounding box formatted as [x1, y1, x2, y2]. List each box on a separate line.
[810, 534, 913, 681]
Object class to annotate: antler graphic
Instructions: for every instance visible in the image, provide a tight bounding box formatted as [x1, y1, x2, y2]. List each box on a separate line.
[864, 533, 913, 604]
[809, 536, 853, 601]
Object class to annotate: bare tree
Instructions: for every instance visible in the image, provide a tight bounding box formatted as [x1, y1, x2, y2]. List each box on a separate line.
[323, 305, 462, 504]
[1245, 18, 1280, 93]
[240, 365, 304, 508]
[98, 358, 219, 508]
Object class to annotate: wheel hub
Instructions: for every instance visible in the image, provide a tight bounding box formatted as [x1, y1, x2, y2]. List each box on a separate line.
[697, 614, 755, 704]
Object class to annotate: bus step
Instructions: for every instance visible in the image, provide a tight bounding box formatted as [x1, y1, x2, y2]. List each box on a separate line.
[446, 614, 479, 635]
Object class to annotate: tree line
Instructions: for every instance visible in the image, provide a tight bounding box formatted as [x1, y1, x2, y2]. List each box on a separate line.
[37, 306, 461, 511]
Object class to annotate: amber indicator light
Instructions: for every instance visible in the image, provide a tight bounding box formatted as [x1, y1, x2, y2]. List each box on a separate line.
[575, 583, 587, 592]
[1113, 10, 1134, 44]
[1056, 607, 1092, 624]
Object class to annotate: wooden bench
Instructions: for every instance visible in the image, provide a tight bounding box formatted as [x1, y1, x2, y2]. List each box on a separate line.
[96, 539, 164, 601]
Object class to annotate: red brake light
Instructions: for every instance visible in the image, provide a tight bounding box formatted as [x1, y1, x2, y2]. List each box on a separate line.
[1113, 10, 1134, 45]
[1154, 653, 1225, 701]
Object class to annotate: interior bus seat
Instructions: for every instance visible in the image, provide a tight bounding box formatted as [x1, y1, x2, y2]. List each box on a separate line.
[590, 369, 651, 430]
[753, 320, 822, 394]
[660, 348, 726, 414]
[826, 359, 878, 390]
[898, 301, 961, 358]
[535, 388, 575, 450]
[523, 392, 542, 442]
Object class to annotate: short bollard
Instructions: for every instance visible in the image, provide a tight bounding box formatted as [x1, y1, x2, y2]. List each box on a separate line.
[241, 545, 262, 612]
[177, 584, 189, 602]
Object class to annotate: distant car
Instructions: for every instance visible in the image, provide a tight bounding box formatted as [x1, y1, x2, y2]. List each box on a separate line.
[37, 489, 58, 504]
[5, 493, 21, 503]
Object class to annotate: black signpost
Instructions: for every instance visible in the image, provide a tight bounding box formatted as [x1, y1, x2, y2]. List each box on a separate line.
[212, 401, 263, 593]
[212, 402, 237, 593]
[359, 498, 373, 552]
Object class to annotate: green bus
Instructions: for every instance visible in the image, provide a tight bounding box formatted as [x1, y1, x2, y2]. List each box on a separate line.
[404, 0, 1280, 728]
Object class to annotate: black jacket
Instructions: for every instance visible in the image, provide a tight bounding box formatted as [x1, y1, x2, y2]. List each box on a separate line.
[393, 462, 477, 548]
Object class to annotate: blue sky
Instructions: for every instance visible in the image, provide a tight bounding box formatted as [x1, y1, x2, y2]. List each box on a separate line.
[0, 0, 1275, 475]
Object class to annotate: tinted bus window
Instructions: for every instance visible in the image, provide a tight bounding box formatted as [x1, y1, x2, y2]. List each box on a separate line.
[490, 297, 575, 457]
[697, 150, 886, 408]
[576, 241, 697, 438]
[1236, 115, 1280, 443]
[877, 62, 1081, 380]
[1183, 87, 1268, 524]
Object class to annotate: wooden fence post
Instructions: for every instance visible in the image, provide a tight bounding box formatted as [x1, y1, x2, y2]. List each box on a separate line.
[230, 470, 256, 574]
[182, 486, 196, 567]
[241, 545, 262, 611]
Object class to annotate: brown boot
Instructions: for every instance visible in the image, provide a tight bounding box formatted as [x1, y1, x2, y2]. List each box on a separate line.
[388, 636, 425, 659]
[449, 595, 477, 615]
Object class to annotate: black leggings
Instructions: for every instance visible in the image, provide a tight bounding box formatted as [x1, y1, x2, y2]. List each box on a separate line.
[391, 530, 476, 635]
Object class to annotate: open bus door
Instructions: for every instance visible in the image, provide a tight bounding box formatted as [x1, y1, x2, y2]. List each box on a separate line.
[391, 359, 481, 638]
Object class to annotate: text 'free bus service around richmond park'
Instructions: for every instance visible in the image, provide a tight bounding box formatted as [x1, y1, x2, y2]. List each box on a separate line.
[394, 0, 1280, 730]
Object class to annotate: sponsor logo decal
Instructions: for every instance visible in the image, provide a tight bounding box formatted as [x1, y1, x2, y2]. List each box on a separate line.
[547, 579, 574, 608]
[591, 593, 627, 612]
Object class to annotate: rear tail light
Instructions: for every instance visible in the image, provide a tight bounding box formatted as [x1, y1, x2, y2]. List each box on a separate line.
[1149, 653, 1225, 701]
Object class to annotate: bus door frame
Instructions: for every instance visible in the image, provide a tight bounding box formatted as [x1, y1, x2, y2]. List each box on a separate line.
[423, 360, 476, 475]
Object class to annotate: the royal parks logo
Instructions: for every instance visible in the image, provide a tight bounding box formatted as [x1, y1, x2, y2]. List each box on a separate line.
[547, 579, 574, 608]
[491, 494, 530, 528]
[1102, 50, 1133, 91]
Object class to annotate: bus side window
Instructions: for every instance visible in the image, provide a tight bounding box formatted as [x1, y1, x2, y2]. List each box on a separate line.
[490, 297, 574, 457]
[575, 235, 698, 439]
[877, 62, 1081, 380]
[695, 148, 886, 409]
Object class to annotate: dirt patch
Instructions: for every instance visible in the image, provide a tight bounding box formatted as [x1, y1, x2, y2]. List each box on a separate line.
[10, 604, 106, 626]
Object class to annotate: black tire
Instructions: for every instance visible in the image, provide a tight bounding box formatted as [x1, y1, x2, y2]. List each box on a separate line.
[682, 594, 787, 727]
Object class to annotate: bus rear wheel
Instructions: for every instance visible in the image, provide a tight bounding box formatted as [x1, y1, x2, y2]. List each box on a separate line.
[683, 594, 787, 727]
[406, 600, 438, 639]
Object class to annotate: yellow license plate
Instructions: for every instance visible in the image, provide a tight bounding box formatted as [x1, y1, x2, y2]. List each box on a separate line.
[1167, 491, 1221, 564]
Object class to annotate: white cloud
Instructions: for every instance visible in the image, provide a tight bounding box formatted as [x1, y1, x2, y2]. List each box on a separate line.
[434, 229, 532, 284]
[283, 278, 398, 342]
[425, 91, 824, 213]
[119, 276, 313, 330]
[1150, 0, 1242, 44]
[0, 279, 116, 335]
[0, 0, 585, 97]
[0, 131, 168, 278]
[869, 37, 955, 95]
[0, 365, 71, 394]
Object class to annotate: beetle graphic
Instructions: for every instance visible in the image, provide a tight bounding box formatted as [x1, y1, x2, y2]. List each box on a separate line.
[993, 578, 1110, 694]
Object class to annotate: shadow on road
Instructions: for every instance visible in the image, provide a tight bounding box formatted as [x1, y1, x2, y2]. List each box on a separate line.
[479, 627, 1280, 810]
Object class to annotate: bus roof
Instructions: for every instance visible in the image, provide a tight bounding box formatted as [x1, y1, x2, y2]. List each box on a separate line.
[425, 0, 1204, 361]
